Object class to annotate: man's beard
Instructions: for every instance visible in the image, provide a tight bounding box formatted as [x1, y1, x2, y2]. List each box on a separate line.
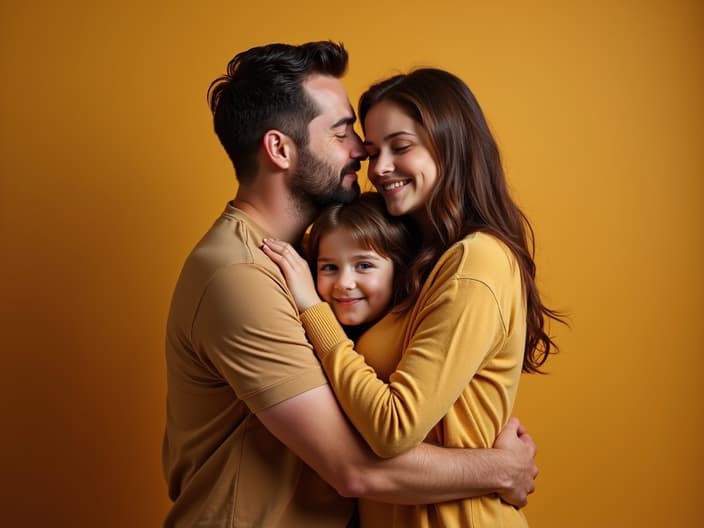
[290, 145, 361, 210]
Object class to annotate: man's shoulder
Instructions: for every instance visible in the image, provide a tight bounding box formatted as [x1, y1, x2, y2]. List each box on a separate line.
[168, 206, 287, 325]
[191, 207, 259, 266]
[182, 205, 280, 284]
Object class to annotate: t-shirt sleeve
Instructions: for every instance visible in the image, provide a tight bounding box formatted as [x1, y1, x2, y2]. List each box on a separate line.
[192, 263, 328, 413]
[301, 274, 507, 458]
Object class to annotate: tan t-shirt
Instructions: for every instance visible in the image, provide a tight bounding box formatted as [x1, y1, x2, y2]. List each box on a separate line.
[162, 203, 353, 527]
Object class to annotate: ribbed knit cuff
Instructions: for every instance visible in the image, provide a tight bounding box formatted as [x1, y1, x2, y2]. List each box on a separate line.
[300, 302, 349, 360]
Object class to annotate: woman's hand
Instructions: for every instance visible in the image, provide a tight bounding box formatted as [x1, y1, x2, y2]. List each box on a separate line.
[261, 238, 322, 312]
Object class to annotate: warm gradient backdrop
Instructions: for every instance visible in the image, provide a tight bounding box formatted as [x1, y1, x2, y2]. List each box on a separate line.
[1, 1, 702, 526]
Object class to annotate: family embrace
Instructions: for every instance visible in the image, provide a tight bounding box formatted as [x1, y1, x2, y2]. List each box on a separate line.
[163, 41, 562, 528]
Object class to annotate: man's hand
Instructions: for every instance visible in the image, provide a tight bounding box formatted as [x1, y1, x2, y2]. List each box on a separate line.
[492, 417, 538, 508]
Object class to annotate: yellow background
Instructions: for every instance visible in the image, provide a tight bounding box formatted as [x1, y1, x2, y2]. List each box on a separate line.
[1, 1, 702, 526]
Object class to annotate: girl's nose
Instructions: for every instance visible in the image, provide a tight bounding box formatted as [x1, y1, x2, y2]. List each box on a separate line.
[335, 269, 356, 290]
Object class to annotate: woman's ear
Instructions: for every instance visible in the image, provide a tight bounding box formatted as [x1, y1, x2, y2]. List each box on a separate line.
[262, 129, 294, 170]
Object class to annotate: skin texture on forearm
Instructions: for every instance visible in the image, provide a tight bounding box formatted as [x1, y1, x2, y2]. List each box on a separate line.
[256, 384, 508, 505]
[349, 442, 508, 504]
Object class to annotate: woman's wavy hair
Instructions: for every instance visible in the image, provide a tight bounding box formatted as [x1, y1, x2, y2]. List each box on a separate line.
[359, 68, 565, 373]
[306, 192, 419, 308]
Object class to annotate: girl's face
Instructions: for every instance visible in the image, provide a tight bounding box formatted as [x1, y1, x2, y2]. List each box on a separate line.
[363, 100, 438, 222]
[315, 228, 394, 327]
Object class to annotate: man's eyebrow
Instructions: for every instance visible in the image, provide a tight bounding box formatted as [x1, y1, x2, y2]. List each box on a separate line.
[363, 130, 416, 146]
[331, 115, 356, 129]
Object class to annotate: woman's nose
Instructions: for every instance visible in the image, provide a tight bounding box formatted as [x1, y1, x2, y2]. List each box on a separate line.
[370, 150, 394, 178]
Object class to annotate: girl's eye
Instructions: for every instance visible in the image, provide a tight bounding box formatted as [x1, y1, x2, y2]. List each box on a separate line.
[392, 144, 411, 154]
[318, 264, 337, 272]
[366, 151, 379, 160]
[356, 262, 374, 270]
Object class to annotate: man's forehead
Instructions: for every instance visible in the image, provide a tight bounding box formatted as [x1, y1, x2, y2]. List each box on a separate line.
[303, 74, 355, 122]
[303, 73, 348, 96]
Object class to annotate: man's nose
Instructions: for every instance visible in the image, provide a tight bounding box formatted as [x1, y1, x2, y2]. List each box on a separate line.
[349, 131, 367, 161]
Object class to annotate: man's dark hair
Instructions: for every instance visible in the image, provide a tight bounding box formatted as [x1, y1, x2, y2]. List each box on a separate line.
[207, 41, 348, 183]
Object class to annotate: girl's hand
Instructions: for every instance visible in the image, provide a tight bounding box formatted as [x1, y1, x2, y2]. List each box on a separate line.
[261, 238, 322, 312]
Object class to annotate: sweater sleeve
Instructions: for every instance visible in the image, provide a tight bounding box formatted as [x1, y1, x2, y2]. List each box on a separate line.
[300, 274, 507, 458]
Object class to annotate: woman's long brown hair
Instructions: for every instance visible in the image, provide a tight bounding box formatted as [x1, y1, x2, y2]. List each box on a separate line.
[359, 69, 565, 373]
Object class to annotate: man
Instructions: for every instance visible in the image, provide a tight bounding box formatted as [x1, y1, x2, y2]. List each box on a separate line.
[163, 41, 537, 527]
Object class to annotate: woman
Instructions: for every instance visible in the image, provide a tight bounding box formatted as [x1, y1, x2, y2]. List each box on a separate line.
[263, 68, 562, 527]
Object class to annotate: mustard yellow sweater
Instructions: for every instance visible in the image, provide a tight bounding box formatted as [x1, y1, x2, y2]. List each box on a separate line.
[301, 233, 529, 527]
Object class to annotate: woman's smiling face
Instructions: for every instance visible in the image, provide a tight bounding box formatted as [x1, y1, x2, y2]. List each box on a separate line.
[363, 100, 438, 223]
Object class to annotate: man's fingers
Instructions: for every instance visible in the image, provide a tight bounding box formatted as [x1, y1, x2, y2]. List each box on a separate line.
[503, 417, 519, 435]
[517, 429, 536, 457]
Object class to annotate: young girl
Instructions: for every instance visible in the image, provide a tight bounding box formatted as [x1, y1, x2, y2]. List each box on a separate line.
[264, 68, 562, 527]
[302, 192, 417, 341]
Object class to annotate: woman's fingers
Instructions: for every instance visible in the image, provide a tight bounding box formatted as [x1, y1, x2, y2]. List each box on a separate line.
[261, 238, 321, 312]
[262, 238, 292, 256]
[261, 238, 287, 254]
[262, 238, 305, 267]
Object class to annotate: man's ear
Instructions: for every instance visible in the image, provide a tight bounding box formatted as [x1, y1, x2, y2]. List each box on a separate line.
[262, 130, 294, 170]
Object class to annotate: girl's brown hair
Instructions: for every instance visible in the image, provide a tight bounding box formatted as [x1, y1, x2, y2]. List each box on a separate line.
[359, 69, 565, 373]
[306, 192, 419, 308]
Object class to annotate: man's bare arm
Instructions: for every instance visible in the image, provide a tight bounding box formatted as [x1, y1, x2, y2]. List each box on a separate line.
[257, 384, 536, 506]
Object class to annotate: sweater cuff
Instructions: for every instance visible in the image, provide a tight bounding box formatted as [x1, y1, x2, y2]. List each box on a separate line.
[300, 302, 349, 360]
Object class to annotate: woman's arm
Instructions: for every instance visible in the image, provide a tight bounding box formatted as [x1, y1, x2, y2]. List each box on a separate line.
[302, 276, 505, 457]
[262, 238, 514, 458]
